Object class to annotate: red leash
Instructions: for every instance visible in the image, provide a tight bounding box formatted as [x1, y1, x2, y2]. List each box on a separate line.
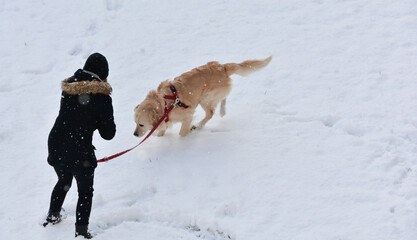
[97, 104, 174, 163]
[97, 84, 188, 163]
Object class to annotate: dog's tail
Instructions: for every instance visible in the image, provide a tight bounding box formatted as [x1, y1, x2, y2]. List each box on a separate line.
[224, 56, 272, 77]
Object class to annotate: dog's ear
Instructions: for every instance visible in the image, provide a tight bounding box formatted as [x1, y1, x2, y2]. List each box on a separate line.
[150, 107, 161, 126]
[134, 104, 140, 111]
[157, 83, 163, 93]
[147, 90, 156, 97]
[157, 80, 169, 93]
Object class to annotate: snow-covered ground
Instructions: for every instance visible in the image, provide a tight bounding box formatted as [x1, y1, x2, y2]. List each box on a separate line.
[1, 0, 417, 239]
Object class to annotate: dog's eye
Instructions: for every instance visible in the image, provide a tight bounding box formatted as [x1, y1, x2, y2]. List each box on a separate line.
[139, 124, 144, 127]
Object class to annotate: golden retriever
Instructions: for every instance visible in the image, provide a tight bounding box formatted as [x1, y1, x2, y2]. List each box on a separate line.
[133, 56, 272, 137]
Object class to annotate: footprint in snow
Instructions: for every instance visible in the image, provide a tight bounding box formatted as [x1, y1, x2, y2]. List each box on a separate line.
[123, 185, 157, 207]
[187, 224, 234, 240]
[210, 128, 231, 133]
[321, 115, 340, 128]
[86, 21, 97, 36]
[343, 125, 364, 137]
[69, 43, 82, 56]
[105, 0, 123, 11]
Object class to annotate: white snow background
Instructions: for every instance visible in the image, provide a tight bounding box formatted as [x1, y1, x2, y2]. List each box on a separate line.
[1, 0, 417, 239]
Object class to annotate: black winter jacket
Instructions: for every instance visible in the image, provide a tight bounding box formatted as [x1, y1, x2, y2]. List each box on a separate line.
[47, 69, 116, 169]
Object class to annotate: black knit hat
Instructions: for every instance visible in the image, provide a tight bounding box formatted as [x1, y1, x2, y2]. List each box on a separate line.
[83, 53, 109, 80]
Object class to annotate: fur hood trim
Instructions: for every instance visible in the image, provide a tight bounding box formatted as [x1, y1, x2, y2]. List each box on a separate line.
[62, 79, 112, 95]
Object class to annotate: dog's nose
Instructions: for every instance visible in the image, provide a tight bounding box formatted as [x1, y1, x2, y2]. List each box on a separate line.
[133, 132, 138, 137]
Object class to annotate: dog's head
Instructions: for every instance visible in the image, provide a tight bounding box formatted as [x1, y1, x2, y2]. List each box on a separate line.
[133, 104, 153, 137]
[133, 90, 163, 137]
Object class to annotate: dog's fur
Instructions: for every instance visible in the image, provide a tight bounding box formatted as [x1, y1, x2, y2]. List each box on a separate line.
[133, 56, 272, 137]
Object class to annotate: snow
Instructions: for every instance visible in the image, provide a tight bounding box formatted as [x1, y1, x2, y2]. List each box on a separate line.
[1, 0, 417, 239]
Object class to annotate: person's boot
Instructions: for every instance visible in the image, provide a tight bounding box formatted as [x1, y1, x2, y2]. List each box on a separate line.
[75, 224, 93, 239]
[43, 211, 62, 227]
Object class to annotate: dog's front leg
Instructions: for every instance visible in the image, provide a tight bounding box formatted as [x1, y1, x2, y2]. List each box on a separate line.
[157, 123, 168, 136]
[179, 117, 193, 136]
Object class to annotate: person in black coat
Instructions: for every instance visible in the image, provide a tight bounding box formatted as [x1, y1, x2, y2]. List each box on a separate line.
[44, 53, 116, 239]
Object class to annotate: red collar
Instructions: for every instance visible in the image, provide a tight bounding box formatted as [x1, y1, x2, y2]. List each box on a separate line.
[163, 84, 189, 108]
[163, 84, 188, 122]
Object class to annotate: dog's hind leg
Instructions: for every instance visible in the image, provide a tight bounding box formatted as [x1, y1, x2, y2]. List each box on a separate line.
[193, 103, 215, 131]
[220, 98, 226, 117]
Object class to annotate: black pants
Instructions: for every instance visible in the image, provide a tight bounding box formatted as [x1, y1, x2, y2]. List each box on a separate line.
[49, 166, 95, 226]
